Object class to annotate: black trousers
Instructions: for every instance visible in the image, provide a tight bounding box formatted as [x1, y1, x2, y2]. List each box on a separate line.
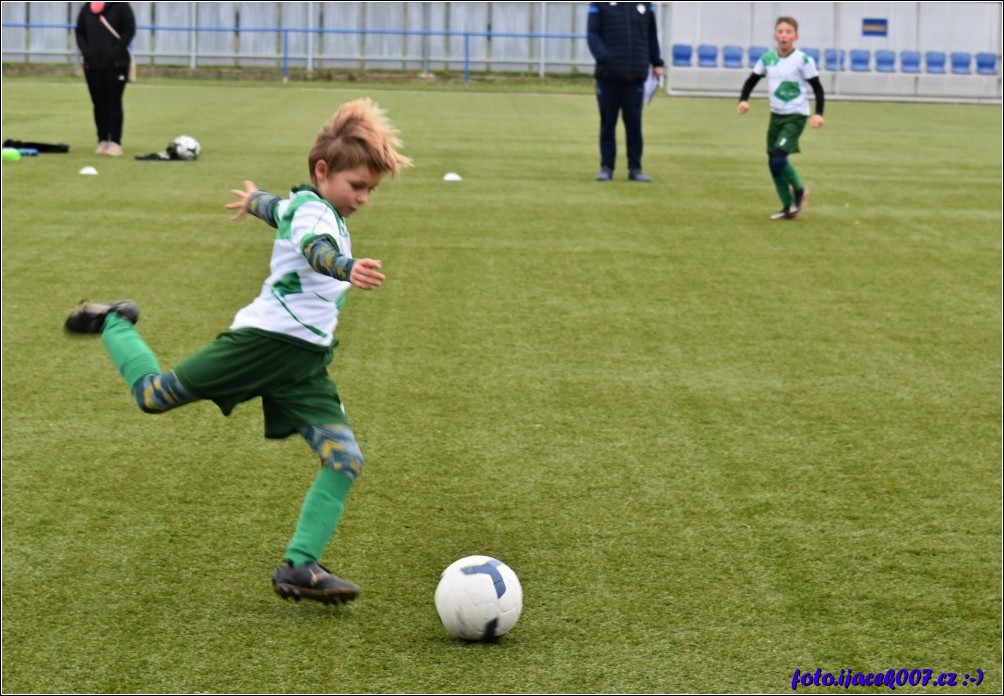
[84, 68, 128, 144]
[595, 78, 645, 171]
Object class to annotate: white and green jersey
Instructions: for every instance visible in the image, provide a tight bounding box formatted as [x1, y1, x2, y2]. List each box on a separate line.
[753, 48, 819, 116]
[230, 188, 352, 347]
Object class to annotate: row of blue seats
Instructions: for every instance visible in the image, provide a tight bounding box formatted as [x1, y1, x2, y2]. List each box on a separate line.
[671, 44, 1000, 76]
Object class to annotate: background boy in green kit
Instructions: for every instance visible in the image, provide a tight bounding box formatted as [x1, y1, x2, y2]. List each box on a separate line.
[737, 16, 825, 220]
[64, 98, 412, 605]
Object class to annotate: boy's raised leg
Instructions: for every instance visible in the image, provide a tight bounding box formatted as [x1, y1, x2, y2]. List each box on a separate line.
[101, 311, 162, 388]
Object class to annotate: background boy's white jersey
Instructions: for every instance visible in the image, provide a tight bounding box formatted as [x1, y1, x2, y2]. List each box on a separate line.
[754, 49, 819, 116]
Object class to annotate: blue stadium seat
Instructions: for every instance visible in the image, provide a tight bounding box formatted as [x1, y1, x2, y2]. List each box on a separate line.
[823, 48, 845, 71]
[875, 50, 896, 72]
[802, 47, 820, 66]
[671, 43, 692, 67]
[925, 51, 946, 74]
[697, 44, 718, 68]
[722, 45, 744, 69]
[900, 50, 921, 73]
[975, 52, 998, 75]
[748, 45, 768, 67]
[950, 52, 972, 74]
[849, 49, 871, 71]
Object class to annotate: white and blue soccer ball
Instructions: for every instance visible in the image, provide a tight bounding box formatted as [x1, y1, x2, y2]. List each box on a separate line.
[167, 134, 201, 161]
[434, 555, 523, 640]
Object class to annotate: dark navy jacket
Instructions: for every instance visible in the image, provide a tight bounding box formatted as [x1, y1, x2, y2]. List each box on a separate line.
[75, 2, 135, 71]
[587, 2, 664, 83]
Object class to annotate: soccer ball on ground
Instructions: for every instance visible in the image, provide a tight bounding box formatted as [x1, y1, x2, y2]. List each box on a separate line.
[434, 555, 523, 640]
[167, 135, 201, 161]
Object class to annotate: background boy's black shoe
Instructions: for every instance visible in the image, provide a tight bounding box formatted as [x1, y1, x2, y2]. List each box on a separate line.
[272, 561, 361, 605]
[64, 300, 140, 334]
[790, 187, 809, 217]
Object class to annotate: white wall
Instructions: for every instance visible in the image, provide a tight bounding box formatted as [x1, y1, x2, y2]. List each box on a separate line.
[2, 1, 1000, 80]
[664, 1, 1002, 55]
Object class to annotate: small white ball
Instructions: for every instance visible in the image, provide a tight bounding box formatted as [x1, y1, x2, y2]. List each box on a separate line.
[435, 555, 523, 640]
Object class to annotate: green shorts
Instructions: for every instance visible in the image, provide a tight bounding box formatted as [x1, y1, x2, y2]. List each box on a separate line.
[173, 328, 348, 439]
[766, 113, 808, 155]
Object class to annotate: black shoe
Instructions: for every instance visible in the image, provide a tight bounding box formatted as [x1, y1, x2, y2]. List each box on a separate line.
[595, 167, 613, 181]
[790, 187, 809, 217]
[64, 300, 140, 334]
[770, 208, 795, 221]
[272, 561, 360, 605]
[628, 169, 652, 182]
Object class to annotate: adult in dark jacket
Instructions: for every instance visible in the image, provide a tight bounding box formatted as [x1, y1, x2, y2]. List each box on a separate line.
[587, 1, 665, 182]
[75, 2, 135, 157]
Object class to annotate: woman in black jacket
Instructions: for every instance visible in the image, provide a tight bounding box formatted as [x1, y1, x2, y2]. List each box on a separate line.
[75, 2, 135, 157]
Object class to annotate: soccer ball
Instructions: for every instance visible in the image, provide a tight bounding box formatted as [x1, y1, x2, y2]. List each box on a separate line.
[167, 135, 201, 161]
[434, 555, 523, 640]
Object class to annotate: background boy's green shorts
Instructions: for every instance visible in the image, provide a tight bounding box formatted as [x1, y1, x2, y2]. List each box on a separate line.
[173, 328, 347, 439]
[766, 113, 808, 155]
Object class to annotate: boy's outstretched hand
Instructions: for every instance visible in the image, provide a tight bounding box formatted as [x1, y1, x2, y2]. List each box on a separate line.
[226, 180, 258, 221]
[350, 258, 385, 291]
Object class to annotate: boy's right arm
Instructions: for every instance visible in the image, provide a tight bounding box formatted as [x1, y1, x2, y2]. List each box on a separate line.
[737, 72, 762, 113]
[226, 180, 280, 228]
[245, 190, 281, 228]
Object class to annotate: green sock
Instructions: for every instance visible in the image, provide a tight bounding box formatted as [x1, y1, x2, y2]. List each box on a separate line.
[101, 313, 161, 388]
[782, 162, 804, 192]
[772, 175, 794, 208]
[284, 467, 354, 567]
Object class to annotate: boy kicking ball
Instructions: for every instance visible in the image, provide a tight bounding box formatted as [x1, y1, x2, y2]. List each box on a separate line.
[65, 98, 412, 604]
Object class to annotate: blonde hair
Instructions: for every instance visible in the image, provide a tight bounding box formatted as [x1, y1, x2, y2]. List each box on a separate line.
[308, 97, 413, 183]
[776, 16, 799, 32]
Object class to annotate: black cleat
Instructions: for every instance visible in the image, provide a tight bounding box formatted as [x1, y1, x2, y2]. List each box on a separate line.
[64, 300, 140, 334]
[770, 208, 795, 221]
[595, 166, 613, 181]
[272, 561, 360, 605]
[628, 169, 652, 182]
[790, 187, 809, 217]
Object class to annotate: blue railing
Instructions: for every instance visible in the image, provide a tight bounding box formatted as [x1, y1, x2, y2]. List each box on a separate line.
[1, 22, 590, 84]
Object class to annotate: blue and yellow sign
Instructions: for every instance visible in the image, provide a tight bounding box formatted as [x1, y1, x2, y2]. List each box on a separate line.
[862, 18, 888, 37]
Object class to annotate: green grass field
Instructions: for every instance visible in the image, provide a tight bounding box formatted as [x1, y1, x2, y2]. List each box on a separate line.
[2, 76, 1001, 694]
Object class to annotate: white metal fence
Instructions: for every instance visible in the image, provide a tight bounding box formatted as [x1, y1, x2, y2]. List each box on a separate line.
[1, 1, 602, 77]
[2, 2, 1000, 100]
